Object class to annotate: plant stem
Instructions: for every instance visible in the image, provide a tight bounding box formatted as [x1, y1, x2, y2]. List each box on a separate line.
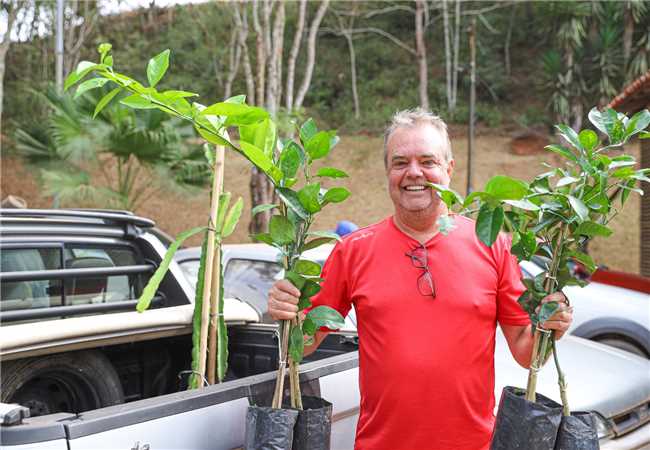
[525, 223, 567, 402]
[552, 339, 570, 416]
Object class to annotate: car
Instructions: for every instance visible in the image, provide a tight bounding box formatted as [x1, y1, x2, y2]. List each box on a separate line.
[175, 243, 650, 448]
[520, 259, 650, 359]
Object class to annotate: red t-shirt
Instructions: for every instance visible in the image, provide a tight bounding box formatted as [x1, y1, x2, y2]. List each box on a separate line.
[311, 216, 530, 450]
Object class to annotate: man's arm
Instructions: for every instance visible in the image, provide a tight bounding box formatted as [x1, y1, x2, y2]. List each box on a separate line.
[501, 291, 573, 369]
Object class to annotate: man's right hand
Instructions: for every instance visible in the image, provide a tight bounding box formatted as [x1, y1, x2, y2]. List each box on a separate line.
[268, 279, 301, 321]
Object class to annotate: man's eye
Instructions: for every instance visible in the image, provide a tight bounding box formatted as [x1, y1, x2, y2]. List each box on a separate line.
[422, 160, 437, 167]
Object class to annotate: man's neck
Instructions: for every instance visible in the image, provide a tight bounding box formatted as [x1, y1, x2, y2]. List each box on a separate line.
[393, 204, 448, 244]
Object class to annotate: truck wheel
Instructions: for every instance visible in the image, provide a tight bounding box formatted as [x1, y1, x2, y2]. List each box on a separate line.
[1, 351, 124, 416]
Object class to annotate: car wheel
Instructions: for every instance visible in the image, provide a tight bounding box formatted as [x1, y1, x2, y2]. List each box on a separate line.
[1, 350, 124, 417]
[595, 337, 649, 359]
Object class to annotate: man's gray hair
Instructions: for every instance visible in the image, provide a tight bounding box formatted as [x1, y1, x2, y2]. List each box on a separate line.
[383, 108, 453, 168]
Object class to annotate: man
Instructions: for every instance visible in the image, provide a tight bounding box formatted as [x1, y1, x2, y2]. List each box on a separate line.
[268, 108, 573, 450]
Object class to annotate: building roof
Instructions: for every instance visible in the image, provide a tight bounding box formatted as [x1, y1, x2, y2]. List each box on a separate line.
[607, 69, 650, 114]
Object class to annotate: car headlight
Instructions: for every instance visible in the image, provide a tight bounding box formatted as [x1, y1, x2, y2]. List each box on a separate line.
[593, 412, 614, 440]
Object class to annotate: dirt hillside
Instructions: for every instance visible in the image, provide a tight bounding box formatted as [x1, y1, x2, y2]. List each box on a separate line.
[1, 132, 641, 273]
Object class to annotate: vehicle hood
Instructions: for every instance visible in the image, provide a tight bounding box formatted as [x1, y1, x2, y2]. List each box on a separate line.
[495, 331, 650, 418]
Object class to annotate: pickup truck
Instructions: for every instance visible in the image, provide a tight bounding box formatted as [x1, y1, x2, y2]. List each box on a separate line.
[0, 209, 360, 449]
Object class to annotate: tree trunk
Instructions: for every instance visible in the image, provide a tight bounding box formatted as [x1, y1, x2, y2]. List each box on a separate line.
[504, 4, 515, 78]
[223, 25, 241, 100]
[63, 0, 98, 78]
[415, 0, 429, 110]
[285, 0, 307, 113]
[252, 0, 266, 108]
[641, 138, 650, 277]
[294, 0, 329, 110]
[249, 167, 275, 234]
[442, 0, 452, 111]
[232, 3, 256, 105]
[451, 0, 461, 111]
[344, 32, 360, 119]
[622, 1, 635, 71]
[266, 0, 285, 115]
[0, 1, 23, 150]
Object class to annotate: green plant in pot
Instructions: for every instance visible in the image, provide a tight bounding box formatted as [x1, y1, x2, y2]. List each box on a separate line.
[65, 44, 348, 450]
[432, 108, 649, 450]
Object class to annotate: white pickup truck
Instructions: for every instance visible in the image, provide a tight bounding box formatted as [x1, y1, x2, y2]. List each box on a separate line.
[1, 209, 649, 450]
[0, 209, 360, 450]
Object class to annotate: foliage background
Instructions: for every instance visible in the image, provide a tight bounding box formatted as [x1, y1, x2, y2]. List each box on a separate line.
[1, 0, 647, 272]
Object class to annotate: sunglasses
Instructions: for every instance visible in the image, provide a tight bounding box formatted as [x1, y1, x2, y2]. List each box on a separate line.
[405, 243, 436, 298]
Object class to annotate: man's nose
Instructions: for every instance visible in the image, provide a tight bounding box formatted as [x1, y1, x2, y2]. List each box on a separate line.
[405, 161, 424, 177]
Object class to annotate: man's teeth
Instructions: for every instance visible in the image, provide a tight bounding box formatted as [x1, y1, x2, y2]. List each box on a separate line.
[404, 186, 427, 191]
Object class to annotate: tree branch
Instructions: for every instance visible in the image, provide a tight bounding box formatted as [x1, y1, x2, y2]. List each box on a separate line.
[294, 0, 329, 110]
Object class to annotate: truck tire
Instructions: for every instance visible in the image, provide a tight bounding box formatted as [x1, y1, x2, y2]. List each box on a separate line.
[1, 350, 124, 417]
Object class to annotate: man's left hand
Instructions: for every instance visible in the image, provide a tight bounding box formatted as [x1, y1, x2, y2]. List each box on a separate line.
[539, 292, 573, 340]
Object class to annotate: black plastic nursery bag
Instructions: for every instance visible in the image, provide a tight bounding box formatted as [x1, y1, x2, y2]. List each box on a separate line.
[554, 411, 600, 450]
[244, 405, 299, 450]
[291, 396, 333, 450]
[490, 386, 563, 450]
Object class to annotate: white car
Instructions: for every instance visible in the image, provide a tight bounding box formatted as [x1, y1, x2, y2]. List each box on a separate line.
[175, 243, 650, 448]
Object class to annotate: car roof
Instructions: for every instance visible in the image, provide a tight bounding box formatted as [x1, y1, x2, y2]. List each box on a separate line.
[175, 243, 335, 264]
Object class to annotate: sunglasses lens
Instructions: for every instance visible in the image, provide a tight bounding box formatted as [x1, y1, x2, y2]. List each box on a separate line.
[418, 271, 436, 298]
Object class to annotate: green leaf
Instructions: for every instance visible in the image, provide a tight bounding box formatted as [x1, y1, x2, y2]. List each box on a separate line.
[588, 107, 608, 135]
[437, 215, 456, 235]
[215, 192, 231, 232]
[301, 237, 337, 251]
[269, 215, 295, 245]
[306, 305, 346, 330]
[289, 325, 304, 363]
[74, 77, 110, 99]
[297, 296, 312, 311]
[555, 176, 580, 188]
[640, 131, 650, 139]
[476, 204, 504, 247]
[240, 118, 277, 158]
[239, 141, 282, 184]
[503, 199, 540, 211]
[307, 230, 342, 241]
[574, 221, 613, 237]
[137, 226, 206, 312]
[279, 141, 302, 180]
[566, 250, 597, 273]
[120, 94, 157, 109]
[196, 126, 237, 150]
[277, 187, 309, 220]
[567, 195, 589, 222]
[305, 131, 334, 160]
[93, 87, 121, 118]
[295, 259, 321, 276]
[298, 183, 321, 213]
[538, 302, 559, 324]
[625, 109, 650, 139]
[251, 232, 274, 245]
[511, 230, 537, 261]
[429, 183, 464, 208]
[251, 203, 277, 216]
[189, 233, 208, 389]
[285, 271, 306, 291]
[322, 187, 351, 205]
[556, 124, 583, 151]
[578, 129, 598, 152]
[301, 280, 321, 299]
[316, 167, 349, 179]
[147, 49, 170, 87]
[303, 316, 317, 336]
[221, 197, 243, 238]
[98, 42, 112, 57]
[545, 144, 577, 163]
[484, 175, 529, 201]
[300, 118, 318, 144]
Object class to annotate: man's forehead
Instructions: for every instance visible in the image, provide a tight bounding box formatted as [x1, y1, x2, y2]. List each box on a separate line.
[391, 151, 439, 160]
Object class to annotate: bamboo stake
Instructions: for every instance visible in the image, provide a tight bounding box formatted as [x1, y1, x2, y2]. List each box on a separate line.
[272, 319, 291, 408]
[197, 145, 222, 386]
[207, 144, 226, 385]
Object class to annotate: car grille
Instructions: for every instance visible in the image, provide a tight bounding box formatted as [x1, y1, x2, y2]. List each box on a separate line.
[611, 400, 650, 436]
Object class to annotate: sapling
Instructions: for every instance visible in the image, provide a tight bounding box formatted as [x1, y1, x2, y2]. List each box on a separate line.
[431, 107, 650, 415]
[65, 44, 348, 403]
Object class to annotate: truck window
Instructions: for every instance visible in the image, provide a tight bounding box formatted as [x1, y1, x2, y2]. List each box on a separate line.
[224, 259, 283, 323]
[1, 248, 62, 311]
[64, 245, 145, 306]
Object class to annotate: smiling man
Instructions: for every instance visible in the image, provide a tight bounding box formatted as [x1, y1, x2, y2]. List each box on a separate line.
[268, 108, 572, 450]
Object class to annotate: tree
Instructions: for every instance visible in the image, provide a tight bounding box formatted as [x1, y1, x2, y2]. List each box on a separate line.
[414, 0, 429, 110]
[1, 0, 28, 149]
[14, 86, 210, 211]
[230, 0, 330, 234]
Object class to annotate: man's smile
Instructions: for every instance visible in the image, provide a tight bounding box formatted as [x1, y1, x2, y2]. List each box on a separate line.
[402, 185, 429, 192]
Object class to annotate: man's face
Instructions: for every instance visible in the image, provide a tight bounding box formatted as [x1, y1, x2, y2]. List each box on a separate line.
[385, 124, 455, 216]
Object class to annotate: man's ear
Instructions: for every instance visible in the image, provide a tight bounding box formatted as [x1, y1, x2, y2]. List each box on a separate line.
[446, 159, 455, 179]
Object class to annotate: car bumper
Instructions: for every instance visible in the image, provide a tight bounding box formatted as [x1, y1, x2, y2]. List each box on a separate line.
[601, 422, 650, 450]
